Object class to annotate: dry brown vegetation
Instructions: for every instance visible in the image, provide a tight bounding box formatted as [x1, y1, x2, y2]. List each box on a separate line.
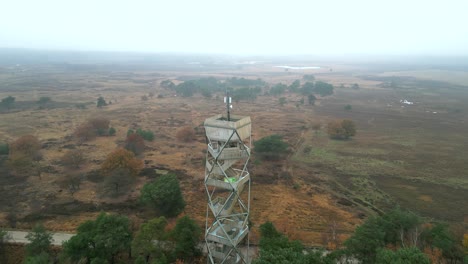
[175, 126, 196, 142]
[0, 60, 467, 249]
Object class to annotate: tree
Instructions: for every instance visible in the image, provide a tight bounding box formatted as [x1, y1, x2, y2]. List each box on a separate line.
[301, 82, 314, 95]
[314, 81, 334, 96]
[102, 167, 136, 196]
[421, 223, 459, 261]
[344, 104, 352, 111]
[161, 80, 175, 89]
[174, 81, 196, 97]
[171, 216, 202, 261]
[62, 213, 132, 263]
[0, 142, 9, 155]
[64, 173, 83, 197]
[132, 217, 169, 263]
[100, 149, 140, 195]
[289, 80, 301, 92]
[61, 149, 85, 169]
[108, 127, 116, 136]
[74, 117, 111, 141]
[74, 122, 96, 143]
[303, 74, 315, 81]
[10, 135, 41, 160]
[140, 174, 185, 217]
[308, 94, 316, 105]
[270, 83, 287, 96]
[344, 216, 386, 263]
[175, 126, 195, 142]
[125, 133, 145, 155]
[254, 222, 332, 264]
[327, 119, 356, 139]
[254, 135, 288, 160]
[352, 83, 360, 90]
[89, 117, 110, 131]
[0, 229, 10, 262]
[376, 247, 430, 264]
[0, 96, 15, 110]
[6, 152, 38, 177]
[133, 128, 154, 141]
[25, 224, 53, 257]
[101, 148, 143, 177]
[343, 208, 448, 264]
[37, 97, 52, 106]
[279, 97, 287, 106]
[24, 252, 50, 264]
[97, 96, 107, 108]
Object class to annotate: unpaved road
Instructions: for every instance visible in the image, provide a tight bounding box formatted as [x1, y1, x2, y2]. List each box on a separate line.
[5, 231, 74, 246]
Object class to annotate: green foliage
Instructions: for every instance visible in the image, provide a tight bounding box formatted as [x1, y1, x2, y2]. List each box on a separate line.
[344, 216, 387, 263]
[170, 216, 202, 261]
[376, 247, 430, 264]
[301, 82, 314, 95]
[174, 81, 196, 97]
[140, 174, 186, 217]
[0, 95, 15, 109]
[24, 252, 50, 264]
[308, 94, 316, 105]
[327, 119, 356, 140]
[270, 83, 287, 96]
[125, 133, 145, 155]
[25, 224, 53, 257]
[0, 143, 8, 155]
[314, 81, 334, 96]
[254, 222, 332, 264]
[343, 208, 464, 263]
[108, 127, 116, 136]
[226, 77, 265, 87]
[62, 213, 132, 263]
[161, 80, 175, 89]
[37, 97, 52, 105]
[132, 217, 169, 264]
[278, 97, 287, 106]
[303, 74, 315, 81]
[136, 128, 155, 141]
[344, 104, 352, 111]
[352, 83, 360, 89]
[289, 80, 301, 92]
[97, 96, 107, 108]
[422, 223, 458, 260]
[231, 87, 262, 102]
[254, 135, 288, 160]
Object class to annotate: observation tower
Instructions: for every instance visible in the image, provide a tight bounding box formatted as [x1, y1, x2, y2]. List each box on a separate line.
[204, 95, 251, 263]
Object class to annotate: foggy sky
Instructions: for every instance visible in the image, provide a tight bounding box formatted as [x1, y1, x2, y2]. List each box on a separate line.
[1, 0, 468, 56]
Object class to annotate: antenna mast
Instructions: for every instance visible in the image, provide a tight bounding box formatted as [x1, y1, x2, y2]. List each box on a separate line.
[225, 90, 231, 121]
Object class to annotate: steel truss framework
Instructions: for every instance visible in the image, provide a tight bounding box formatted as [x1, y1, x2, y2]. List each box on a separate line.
[204, 114, 251, 264]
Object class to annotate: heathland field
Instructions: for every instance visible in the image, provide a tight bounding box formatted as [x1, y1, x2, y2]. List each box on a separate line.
[0, 59, 467, 247]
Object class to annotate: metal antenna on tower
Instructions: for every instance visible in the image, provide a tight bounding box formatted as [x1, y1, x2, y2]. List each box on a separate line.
[224, 90, 231, 121]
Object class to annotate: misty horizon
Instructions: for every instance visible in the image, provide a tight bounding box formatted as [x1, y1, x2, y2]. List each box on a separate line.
[1, 0, 468, 57]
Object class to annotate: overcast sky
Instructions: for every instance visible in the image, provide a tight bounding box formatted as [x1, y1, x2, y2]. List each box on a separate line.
[1, 0, 467, 56]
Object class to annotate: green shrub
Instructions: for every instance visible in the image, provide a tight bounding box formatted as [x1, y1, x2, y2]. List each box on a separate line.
[140, 174, 185, 217]
[0, 143, 9, 155]
[108, 127, 116, 136]
[254, 135, 288, 160]
[136, 128, 155, 141]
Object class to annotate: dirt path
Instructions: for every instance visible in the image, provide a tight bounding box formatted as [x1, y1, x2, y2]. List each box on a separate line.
[5, 230, 74, 246]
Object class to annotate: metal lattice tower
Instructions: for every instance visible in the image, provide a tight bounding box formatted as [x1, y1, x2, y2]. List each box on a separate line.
[204, 112, 251, 264]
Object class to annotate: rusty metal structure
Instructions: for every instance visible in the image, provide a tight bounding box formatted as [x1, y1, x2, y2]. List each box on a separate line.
[204, 110, 251, 263]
